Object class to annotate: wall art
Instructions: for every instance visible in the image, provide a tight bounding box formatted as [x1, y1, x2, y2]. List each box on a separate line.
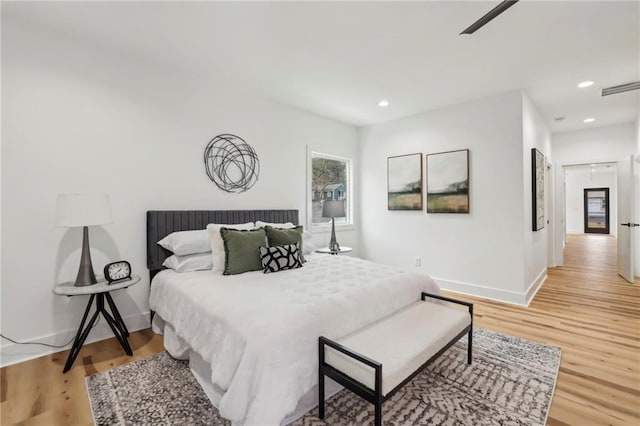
[426, 149, 470, 213]
[532, 148, 545, 231]
[204, 134, 260, 193]
[387, 153, 423, 210]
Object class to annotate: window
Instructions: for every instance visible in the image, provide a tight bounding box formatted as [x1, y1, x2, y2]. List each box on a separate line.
[310, 152, 352, 226]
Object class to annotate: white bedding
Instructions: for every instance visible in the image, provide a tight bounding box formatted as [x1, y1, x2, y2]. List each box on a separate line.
[149, 253, 440, 425]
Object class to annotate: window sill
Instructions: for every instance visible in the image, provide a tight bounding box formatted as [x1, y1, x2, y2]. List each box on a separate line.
[310, 223, 356, 233]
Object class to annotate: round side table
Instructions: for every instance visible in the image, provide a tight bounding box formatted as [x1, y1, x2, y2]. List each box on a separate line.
[53, 275, 141, 373]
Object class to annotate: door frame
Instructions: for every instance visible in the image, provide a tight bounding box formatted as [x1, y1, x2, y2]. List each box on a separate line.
[555, 157, 621, 267]
[583, 187, 610, 234]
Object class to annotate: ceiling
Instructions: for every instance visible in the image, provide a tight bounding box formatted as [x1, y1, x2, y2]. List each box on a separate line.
[3, 1, 639, 132]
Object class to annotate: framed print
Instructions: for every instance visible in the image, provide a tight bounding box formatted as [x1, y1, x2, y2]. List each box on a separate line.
[388, 153, 423, 210]
[532, 148, 545, 231]
[426, 149, 470, 213]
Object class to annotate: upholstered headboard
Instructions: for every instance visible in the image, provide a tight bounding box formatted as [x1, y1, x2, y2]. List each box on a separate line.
[146, 210, 299, 277]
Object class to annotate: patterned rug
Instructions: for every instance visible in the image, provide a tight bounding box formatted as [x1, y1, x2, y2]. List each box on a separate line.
[86, 328, 561, 426]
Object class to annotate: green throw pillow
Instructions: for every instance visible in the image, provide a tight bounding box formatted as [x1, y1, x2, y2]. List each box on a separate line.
[264, 226, 305, 262]
[220, 228, 266, 275]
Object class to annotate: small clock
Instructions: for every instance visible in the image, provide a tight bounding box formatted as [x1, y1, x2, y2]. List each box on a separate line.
[104, 261, 132, 284]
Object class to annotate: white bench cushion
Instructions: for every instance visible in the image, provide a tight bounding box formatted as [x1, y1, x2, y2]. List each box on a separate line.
[325, 301, 471, 396]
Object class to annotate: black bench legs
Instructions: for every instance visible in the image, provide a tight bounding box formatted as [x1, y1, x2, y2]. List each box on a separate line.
[319, 293, 473, 426]
[421, 292, 473, 365]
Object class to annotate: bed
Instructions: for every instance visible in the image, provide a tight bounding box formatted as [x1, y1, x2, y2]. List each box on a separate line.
[147, 210, 441, 426]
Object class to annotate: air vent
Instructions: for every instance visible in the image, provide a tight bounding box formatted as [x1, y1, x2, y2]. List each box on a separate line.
[460, 0, 519, 35]
[601, 81, 640, 97]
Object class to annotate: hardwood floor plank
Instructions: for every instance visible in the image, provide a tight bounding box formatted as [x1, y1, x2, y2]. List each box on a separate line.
[1, 234, 638, 425]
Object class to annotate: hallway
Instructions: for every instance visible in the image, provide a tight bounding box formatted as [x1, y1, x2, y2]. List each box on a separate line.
[452, 233, 640, 425]
[562, 233, 621, 277]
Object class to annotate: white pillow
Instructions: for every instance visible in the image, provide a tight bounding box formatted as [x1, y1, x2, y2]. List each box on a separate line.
[207, 222, 255, 274]
[302, 230, 318, 255]
[255, 221, 295, 229]
[158, 229, 210, 256]
[162, 252, 213, 273]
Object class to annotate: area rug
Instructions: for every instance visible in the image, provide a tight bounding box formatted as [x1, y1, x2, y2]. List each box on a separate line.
[86, 328, 561, 426]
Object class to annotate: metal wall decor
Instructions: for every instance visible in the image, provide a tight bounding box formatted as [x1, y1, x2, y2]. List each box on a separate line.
[204, 134, 260, 193]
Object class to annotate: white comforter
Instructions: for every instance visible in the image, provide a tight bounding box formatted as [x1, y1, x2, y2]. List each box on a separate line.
[149, 254, 440, 426]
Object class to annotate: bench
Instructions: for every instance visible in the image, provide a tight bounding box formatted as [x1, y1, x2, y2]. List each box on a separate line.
[318, 292, 473, 426]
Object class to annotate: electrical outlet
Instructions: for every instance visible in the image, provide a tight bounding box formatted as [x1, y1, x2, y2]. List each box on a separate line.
[415, 257, 421, 267]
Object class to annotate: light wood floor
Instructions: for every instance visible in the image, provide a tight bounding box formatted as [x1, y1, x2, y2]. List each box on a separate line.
[1, 234, 638, 425]
[455, 234, 640, 426]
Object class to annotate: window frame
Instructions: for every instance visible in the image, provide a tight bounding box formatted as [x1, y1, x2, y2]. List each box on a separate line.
[307, 150, 354, 231]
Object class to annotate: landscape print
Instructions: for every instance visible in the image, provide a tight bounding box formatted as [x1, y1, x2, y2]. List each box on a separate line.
[426, 149, 469, 213]
[388, 153, 423, 210]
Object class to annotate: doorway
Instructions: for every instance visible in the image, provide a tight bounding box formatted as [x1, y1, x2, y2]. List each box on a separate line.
[556, 162, 619, 267]
[583, 187, 610, 234]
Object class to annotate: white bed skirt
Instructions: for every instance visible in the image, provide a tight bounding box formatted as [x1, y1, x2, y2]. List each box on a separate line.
[152, 314, 343, 425]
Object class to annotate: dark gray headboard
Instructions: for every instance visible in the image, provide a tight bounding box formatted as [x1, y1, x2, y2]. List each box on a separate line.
[146, 210, 299, 275]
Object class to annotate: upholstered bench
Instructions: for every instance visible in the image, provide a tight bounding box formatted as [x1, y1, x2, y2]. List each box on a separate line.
[318, 292, 473, 426]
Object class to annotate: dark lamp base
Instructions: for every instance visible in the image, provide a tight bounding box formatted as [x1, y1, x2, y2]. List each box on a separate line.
[328, 218, 341, 252]
[74, 226, 98, 287]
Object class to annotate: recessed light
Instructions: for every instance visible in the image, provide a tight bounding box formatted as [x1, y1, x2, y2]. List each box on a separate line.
[583, 117, 595, 123]
[590, 163, 597, 166]
[378, 100, 389, 107]
[578, 80, 594, 88]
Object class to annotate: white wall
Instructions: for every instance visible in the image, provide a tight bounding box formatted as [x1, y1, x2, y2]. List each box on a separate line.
[359, 91, 532, 304]
[553, 123, 637, 164]
[565, 168, 617, 236]
[552, 123, 636, 266]
[1, 17, 358, 365]
[521, 93, 552, 300]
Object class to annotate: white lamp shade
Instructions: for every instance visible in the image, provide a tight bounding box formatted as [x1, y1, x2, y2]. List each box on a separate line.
[56, 193, 112, 227]
[322, 200, 346, 218]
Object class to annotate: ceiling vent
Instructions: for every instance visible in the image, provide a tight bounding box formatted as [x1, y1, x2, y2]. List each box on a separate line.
[601, 81, 640, 97]
[460, 0, 520, 35]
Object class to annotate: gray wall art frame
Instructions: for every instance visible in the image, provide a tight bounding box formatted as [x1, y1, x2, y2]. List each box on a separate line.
[531, 148, 545, 231]
[387, 153, 423, 210]
[426, 149, 470, 214]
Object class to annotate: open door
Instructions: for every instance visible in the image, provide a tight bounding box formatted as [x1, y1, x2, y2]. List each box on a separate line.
[617, 156, 636, 282]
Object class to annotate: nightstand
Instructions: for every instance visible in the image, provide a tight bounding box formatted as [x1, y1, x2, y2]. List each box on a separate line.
[53, 275, 140, 373]
[316, 246, 353, 255]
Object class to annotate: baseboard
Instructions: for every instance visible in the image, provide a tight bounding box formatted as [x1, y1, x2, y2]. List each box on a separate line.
[525, 269, 547, 306]
[433, 277, 528, 306]
[0, 312, 150, 368]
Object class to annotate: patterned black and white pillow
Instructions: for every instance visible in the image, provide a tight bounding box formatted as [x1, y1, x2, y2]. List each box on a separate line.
[259, 243, 303, 273]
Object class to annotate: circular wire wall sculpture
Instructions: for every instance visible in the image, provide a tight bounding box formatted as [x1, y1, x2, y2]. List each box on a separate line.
[203, 134, 260, 193]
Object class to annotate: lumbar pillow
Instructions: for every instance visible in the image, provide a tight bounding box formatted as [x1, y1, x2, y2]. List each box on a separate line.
[260, 244, 302, 273]
[255, 221, 296, 229]
[220, 228, 266, 275]
[162, 252, 213, 273]
[264, 225, 305, 262]
[207, 222, 255, 274]
[157, 229, 210, 256]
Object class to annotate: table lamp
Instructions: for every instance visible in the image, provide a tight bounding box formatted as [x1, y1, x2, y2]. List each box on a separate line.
[322, 200, 346, 252]
[56, 194, 112, 286]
